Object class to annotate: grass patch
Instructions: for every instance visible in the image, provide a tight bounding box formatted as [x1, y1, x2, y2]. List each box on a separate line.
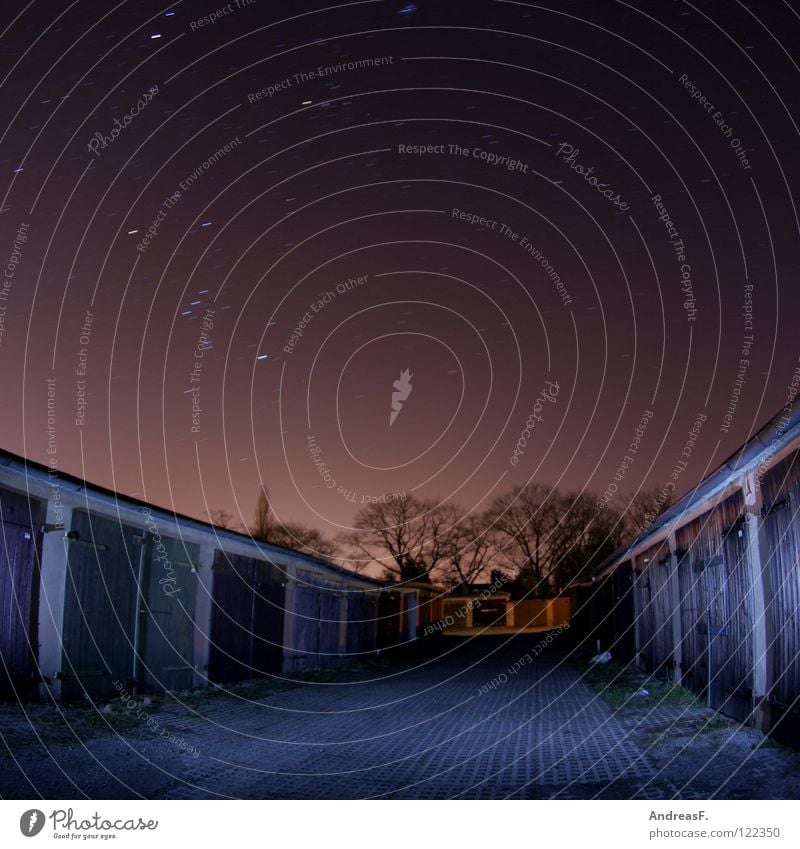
[576, 659, 699, 709]
[2, 655, 399, 751]
[168, 676, 298, 707]
[164, 656, 394, 705]
[0, 698, 146, 749]
[295, 656, 393, 682]
[81, 706, 143, 733]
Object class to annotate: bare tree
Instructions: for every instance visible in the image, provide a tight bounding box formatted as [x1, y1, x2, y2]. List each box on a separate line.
[253, 486, 273, 538]
[549, 491, 623, 590]
[205, 508, 238, 530]
[485, 484, 561, 593]
[251, 485, 337, 560]
[485, 484, 625, 594]
[438, 512, 496, 590]
[340, 495, 457, 583]
[261, 520, 338, 560]
[616, 485, 674, 541]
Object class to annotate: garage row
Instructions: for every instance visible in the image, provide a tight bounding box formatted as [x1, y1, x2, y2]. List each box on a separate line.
[0, 449, 442, 702]
[571, 404, 800, 749]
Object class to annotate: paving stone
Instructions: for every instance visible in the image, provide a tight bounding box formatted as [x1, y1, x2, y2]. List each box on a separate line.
[1, 635, 798, 799]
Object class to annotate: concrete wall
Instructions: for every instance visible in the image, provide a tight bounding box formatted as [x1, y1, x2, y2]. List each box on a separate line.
[37, 504, 72, 700]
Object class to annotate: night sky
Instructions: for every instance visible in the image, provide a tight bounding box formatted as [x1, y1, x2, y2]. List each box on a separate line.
[2, 0, 799, 541]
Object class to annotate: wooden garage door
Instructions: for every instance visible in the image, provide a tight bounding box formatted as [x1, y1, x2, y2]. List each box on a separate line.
[345, 592, 377, 656]
[377, 591, 403, 648]
[61, 510, 140, 700]
[141, 536, 199, 692]
[674, 493, 753, 722]
[635, 541, 673, 674]
[708, 505, 753, 724]
[0, 487, 42, 698]
[612, 561, 637, 661]
[676, 518, 711, 697]
[292, 575, 342, 670]
[209, 551, 284, 683]
[761, 448, 800, 746]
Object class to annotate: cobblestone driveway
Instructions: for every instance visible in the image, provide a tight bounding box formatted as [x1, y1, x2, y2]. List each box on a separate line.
[1, 636, 798, 799]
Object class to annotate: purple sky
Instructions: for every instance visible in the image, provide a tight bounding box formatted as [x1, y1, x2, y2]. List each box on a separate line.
[2, 0, 798, 542]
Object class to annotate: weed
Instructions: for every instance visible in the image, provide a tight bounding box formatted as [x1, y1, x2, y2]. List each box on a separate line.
[576, 660, 698, 709]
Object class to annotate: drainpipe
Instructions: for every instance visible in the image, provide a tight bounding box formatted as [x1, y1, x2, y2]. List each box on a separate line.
[132, 532, 149, 693]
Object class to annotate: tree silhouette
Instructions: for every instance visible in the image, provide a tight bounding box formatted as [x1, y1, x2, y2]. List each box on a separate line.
[251, 485, 337, 560]
[205, 508, 239, 530]
[340, 495, 457, 583]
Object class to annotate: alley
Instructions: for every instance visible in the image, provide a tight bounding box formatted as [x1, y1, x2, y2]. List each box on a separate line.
[1, 636, 798, 800]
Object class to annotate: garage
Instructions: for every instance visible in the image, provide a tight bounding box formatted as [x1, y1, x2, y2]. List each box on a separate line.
[760, 448, 800, 746]
[208, 550, 285, 683]
[140, 534, 200, 692]
[60, 509, 140, 701]
[292, 572, 342, 670]
[0, 486, 43, 698]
